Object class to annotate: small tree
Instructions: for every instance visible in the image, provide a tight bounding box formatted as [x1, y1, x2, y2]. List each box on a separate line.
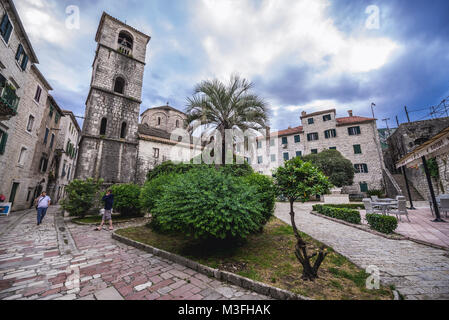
[302, 149, 354, 188]
[273, 157, 332, 281]
[109, 184, 142, 217]
[61, 178, 103, 218]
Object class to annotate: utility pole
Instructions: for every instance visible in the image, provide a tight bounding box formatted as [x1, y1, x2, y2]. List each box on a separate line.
[382, 118, 391, 136]
[405, 106, 411, 123]
[396, 116, 400, 127]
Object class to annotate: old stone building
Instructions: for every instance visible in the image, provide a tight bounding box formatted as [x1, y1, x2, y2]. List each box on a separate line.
[52, 110, 81, 203]
[243, 109, 385, 194]
[385, 117, 449, 199]
[75, 12, 151, 185]
[0, 0, 42, 210]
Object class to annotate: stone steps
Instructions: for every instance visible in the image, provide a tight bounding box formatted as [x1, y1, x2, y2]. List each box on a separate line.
[392, 174, 425, 201]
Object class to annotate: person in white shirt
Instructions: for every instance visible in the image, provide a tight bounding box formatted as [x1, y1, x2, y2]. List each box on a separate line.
[35, 191, 51, 226]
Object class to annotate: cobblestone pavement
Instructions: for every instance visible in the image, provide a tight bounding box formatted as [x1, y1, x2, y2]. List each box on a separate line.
[0, 207, 269, 300]
[275, 202, 449, 300]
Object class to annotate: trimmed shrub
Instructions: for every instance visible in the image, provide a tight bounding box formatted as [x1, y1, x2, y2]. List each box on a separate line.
[321, 204, 365, 210]
[219, 162, 254, 177]
[366, 214, 398, 234]
[61, 178, 103, 218]
[242, 173, 276, 224]
[109, 184, 142, 217]
[313, 205, 362, 225]
[151, 168, 266, 241]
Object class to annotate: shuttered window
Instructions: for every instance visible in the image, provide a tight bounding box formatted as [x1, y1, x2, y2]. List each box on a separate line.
[294, 135, 300, 143]
[353, 144, 362, 154]
[0, 129, 8, 155]
[0, 13, 13, 44]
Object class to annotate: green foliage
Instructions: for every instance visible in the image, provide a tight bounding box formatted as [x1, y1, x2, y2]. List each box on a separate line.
[242, 173, 276, 224]
[61, 178, 103, 218]
[367, 189, 386, 197]
[273, 157, 332, 203]
[321, 204, 365, 210]
[151, 168, 266, 241]
[313, 205, 362, 224]
[427, 158, 440, 179]
[365, 214, 398, 234]
[108, 184, 142, 217]
[140, 173, 177, 214]
[302, 149, 355, 188]
[219, 162, 254, 177]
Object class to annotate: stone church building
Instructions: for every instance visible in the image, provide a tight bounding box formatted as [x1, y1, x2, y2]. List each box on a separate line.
[75, 13, 200, 186]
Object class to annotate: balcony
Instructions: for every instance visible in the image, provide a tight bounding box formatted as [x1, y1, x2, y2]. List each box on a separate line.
[0, 83, 20, 121]
[117, 44, 132, 57]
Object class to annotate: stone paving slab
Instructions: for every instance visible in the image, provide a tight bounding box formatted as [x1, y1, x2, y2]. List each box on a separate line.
[275, 202, 449, 300]
[0, 207, 270, 301]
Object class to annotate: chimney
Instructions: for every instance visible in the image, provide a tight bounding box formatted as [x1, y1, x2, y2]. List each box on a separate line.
[301, 111, 307, 117]
[348, 110, 353, 117]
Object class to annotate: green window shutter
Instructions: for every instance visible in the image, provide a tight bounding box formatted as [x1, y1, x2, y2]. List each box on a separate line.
[354, 145, 362, 154]
[294, 135, 300, 143]
[0, 14, 8, 35]
[282, 137, 288, 145]
[4, 22, 12, 43]
[21, 54, 28, 71]
[0, 130, 8, 155]
[325, 130, 329, 139]
[296, 151, 302, 157]
[360, 183, 368, 193]
[15, 44, 23, 61]
[363, 164, 369, 173]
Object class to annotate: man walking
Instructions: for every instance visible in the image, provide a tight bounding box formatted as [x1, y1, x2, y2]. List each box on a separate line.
[35, 191, 51, 226]
[96, 190, 114, 231]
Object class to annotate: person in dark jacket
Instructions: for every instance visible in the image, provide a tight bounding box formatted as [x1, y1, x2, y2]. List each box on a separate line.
[96, 190, 114, 231]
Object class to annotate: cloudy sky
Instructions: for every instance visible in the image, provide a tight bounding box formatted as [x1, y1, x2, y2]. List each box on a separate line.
[14, 0, 449, 131]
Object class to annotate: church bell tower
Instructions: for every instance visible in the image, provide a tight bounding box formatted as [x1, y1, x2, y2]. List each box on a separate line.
[76, 12, 151, 184]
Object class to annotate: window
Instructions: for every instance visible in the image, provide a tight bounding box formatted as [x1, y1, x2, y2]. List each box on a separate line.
[308, 118, 314, 125]
[0, 129, 8, 155]
[311, 149, 318, 154]
[67, 165, 71, 180]
[114, 77, 125, 94]
[329, 147, 337, 150]
[55, 112, 60, 124]
[157, 117, 161, 126]
[176, 120, 180, 128]
[34, 86, 42, 103]
[353, 144, 362, 154]
[296, 151, 302, 157]
[153, 148, 160, 159]
[257, 141, 262, 149]
[283, 153, 289, 161]
[120, 122, 127, 139]
[271, 154, 276, 162]
[348, 126, 361, 136]
[294, 135, 301, 143]
[270, 139, 275, 147]
[27, 115, 35, 132]
[360, 182, 369, 193]
[62, 161, 67, 177]
[15, 44, 28, 71]
[49, 104, 54, 119]
[307, 133, 319, 141]
[18, 147, 26, 165]
[39, 156, 48, 173]
[258, 156, 263, 164]
[324, 129, 337, 139]
[118, 31, 133, 49]
[282, 137, 288, 145]
[43, 128, 49, 145]
[354, 164, 369, 173]
[245, 157, 251, 164]
[323, 114, 332, 122]
[100, 118, 107, 135]
[49, 134, 55, 149]
[0, 13, 13, 44]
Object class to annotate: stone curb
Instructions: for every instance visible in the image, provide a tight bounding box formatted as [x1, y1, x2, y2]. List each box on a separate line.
[310, 211, 449, 252]
[111, 232, 311, 301]
[70, 217, 149, 226]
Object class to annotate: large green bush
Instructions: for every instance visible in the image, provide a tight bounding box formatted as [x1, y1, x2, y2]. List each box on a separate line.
[61, 178, 103, 218]
[242, 173, 276, 224]
[366, 214, 398, 234]
[109, 184, 142, 217]
[140, 173, 177, 214]
[313, 205, 362, 224]
[151, 168, 265, 241]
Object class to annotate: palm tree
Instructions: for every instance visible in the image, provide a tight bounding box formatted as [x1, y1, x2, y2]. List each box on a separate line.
[186, 75, 269, 165]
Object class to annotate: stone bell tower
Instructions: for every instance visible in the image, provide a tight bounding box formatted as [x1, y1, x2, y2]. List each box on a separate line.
[76, 12, 150, 184]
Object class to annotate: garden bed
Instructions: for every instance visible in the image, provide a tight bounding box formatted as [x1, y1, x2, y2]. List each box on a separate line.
[116, 218, 393, 300]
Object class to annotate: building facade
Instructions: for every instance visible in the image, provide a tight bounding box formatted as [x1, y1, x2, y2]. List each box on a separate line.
[75, 12, 151, 185]
[0, 0, 42, 211]
[243, 109, 385, 194]
[52, 110, 81, 203]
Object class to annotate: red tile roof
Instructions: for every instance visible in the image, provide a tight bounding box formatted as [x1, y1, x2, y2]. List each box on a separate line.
[336, 116, 376, 126]
[272, 126, 304, 137]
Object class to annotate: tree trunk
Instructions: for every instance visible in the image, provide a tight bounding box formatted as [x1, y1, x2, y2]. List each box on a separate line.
[289, 200, 328, 281]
